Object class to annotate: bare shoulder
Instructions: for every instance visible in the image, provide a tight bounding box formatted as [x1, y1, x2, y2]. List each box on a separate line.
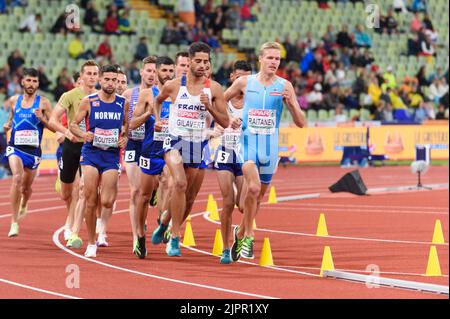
[122, 88, 133, 100]
[164, 77, 180, 91]
[210, 80, 225, 93]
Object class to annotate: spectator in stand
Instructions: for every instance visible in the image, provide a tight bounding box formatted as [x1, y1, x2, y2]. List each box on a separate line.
[0, 67, 8, 94]
[97, 36, 114, 62]
[416, 65, 430, 88]
[7, 50, 25, 75]
[119, 10, 136, 35]
[303, 31, 317, 53]
[214, 61, 233, 86]
[336, 24, 353, 48]
[309, 51, 325, 75]
[53, 69, 73, 101]
[67, 33, 96, 59]
[384, 7, 399, 34]
[334, 104, 348, 122]
[114, 0, 126, 10]
[226, 3, 241, 29]
[104, 11, 120, 35]
[306, 83, 324, 111]
[161, 20, 180, 44]
[419, 33, 436, 57]
[7, 74, 22, 97]
[411, 0, 427, 13]
[291, 39, 304, 64]
[19, 12, 41, 33]
[383, 65, 397, 89]
[357, 48, 375, 67]
[393, 0, 408, 13]
[84, 0, 102, 33]
[0, 0, 6, 14]
[354, 24, 372, 48]
[368, 75, 382, 107]
[283, 36, 295, 62]
[324, 61, 338, 87]
[134, 36, 149, 61]
[323, 84, 341, 111]
[194, 0, 203, 21]
[128, 60, 141, 84]
[343, 87, 359, 111]
[382, 100, 394, 121]
[429, 77, 449, 105]
[423, 13, 438, 43]
[209, 6, 226, 35]
[50, 12, 70, 34]
[37, 66, 51, 92]
[407, 33, 422, 56]
[240, 0, 254, 22]
[410, 12, 422, 33]
[207, 28, 222, 52]
[435, 105, 447, 120]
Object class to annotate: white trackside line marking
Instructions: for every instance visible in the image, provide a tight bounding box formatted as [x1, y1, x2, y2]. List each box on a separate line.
[0, 278, 81, 299]
[52, 227, 278, 299]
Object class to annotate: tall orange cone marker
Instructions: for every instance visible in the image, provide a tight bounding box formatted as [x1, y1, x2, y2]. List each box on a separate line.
[259, 238, 274, 266]
[320, 246, 335, 277]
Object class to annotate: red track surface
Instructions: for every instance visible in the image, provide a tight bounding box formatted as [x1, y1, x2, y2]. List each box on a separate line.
[0, 165, 448, 299]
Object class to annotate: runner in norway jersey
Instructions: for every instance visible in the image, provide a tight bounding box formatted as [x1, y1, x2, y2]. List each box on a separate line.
[80, 93, 125, 173]
[240, 74, 286, 184]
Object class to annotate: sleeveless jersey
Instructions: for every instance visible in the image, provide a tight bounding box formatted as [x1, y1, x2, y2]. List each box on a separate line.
[9, 95, 44, 156]
[128, 86, 146, 141]
[84, 93, 125, 151]
[219, 101, 243, 150]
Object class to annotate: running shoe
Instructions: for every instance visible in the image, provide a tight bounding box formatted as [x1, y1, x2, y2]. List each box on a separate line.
[95, 219, 102, 235]
[162, 227, 171, 244]
[240, 236, 255, 259]
[149, 189, 158, 207]
[96, 233, 109, 247]
[220, 249, 232, 264]
[167, 236, 181, 257]
[67, 234, 83, 249]
[64, 228, 72, 241]
[8, 223, 19, 237]
[151, 223, 168, 245]
[84, 244, 97, 258]
[133, 236, 147, 259]
[230, 226, 242, 262]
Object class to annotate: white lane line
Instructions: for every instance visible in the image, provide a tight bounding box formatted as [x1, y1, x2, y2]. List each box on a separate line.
[273, 202, 450, 211]
[272, 266, 449, 278]
[0, 278, 81, 299]
[264, 206, 449, 216]
[202, 213, 449, 246]
[52, 226, 278, 299]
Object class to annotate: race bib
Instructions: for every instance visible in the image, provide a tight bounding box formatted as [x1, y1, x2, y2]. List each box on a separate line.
[248, 109, 276, 135]
[80, 119, 87, 132]
[163, 136, 172, 150]
[14, 130, 39, 147]
[153, 118, 169, 141]
[131, 124, 145, 141]
[175, 110, 206, 137]
[124, 150, 136, 162]
[93, 128, 119, 150]
[223, 128, 241, 150]
[139, 156, 150, 169]
[6, 146, 14, 156]
[216, 150, 230, 164]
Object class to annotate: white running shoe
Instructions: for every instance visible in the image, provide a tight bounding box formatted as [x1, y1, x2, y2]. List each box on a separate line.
[84, 244, 97, 258]
[64, 229, 72, 241]
[8, 223, 19, 237]
[165, 237, 171, 254]
[96, 233, 109, 247]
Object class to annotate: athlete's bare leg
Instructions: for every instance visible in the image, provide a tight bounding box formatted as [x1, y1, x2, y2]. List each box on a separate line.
[136, 173, 158, 237]
[125, 162, 140, 242]
[81, 165, 100, 246]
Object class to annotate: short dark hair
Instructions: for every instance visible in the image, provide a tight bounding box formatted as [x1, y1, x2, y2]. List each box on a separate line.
[23, 67, 39, 78]
[73, 71, 80, 82]
[233, 60, 252, 72]
[175, 51, 189, 64]
[188, 42, 211, 58]
[113, 64, 125, 75]
[80, 60, 99, 73]
[156, 56, 175, 69]
[100, 64, 118, 75]
[142, 55, 157, 66]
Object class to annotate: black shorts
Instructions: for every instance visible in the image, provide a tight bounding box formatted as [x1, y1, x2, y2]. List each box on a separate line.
[59, 138, 83, 183]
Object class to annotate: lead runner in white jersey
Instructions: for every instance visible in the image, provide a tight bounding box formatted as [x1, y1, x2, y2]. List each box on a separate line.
[153, 42, 237, 257]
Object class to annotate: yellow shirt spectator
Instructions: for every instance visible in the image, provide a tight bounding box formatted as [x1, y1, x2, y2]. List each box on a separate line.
[368, 82, 382, 106]
[389, 91, 407, 109]
[68, 37, 84, 59]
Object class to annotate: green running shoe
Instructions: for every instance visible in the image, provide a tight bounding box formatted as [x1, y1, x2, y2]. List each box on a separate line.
[240, 236, 254, 259]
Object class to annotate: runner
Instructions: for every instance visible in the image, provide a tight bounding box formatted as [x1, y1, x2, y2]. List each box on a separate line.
[224, 42, 306, 260]
[151, 42, 233, 257]
[130, 56, 174, 258]
[2, 67, 55, 237]
[213, 60, 252, 264]
[69, 64, 129, 258]
[94, 66, 128, 246]
[120, 56, 157, 248]
[49, 60, 99, 248]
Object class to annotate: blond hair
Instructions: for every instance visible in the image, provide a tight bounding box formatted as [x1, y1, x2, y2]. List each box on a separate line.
[259, 42, 281, 57]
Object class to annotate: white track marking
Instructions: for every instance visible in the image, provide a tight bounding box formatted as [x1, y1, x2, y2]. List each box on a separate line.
[52, 227, 278, 299]
[265, 206, 449, 215]
[203, 213, 449, 246]
[0, 278, 81, 299]
[273, 202, 449, 211]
